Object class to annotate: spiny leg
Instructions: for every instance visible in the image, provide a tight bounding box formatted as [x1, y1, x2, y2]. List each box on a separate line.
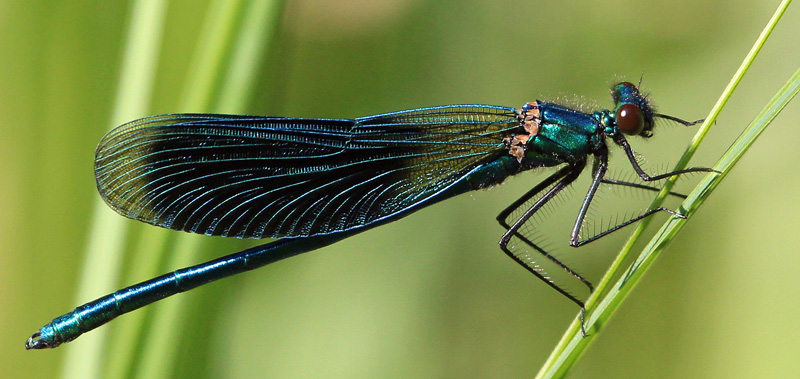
[569, 144, 705, 247]
[613, 134, 716, 181]
[563, 134, 716, 247]
[497, 162, 591, 334]
[600, 178, 687, 199]
[497, 164, 577, 228]
[498, 164, 591, 292]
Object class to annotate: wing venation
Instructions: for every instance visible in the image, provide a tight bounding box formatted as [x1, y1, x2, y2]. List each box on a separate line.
[95, 106, 519, 238]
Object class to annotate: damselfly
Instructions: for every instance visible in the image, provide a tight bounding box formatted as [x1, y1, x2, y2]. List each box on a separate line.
[26, 81, 712, 349]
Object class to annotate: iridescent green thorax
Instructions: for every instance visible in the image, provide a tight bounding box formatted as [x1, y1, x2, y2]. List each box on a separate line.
[503, 101, 598, 169]
[502, 81, 660, 171]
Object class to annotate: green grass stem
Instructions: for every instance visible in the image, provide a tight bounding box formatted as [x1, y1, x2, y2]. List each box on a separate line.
[538, 0, 795, 376]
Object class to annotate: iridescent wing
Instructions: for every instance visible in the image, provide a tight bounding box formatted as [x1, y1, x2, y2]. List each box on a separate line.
[95, 105, 519, 238]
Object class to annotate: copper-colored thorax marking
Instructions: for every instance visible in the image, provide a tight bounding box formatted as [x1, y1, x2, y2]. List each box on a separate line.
[505, 101, 541, 162]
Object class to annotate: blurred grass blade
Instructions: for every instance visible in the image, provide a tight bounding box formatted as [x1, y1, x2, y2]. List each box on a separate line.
[61, 1, 168, 379]
[130, 1, 247, 378]
[687, 67, 800, 199]
[217, 0, 286, 111]
[108, 1, 251, 375]
[537, 0, 794, 376]
[132, 1, 286, 379]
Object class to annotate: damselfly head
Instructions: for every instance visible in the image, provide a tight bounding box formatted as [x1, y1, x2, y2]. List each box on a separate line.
[611, 81, 655, 138]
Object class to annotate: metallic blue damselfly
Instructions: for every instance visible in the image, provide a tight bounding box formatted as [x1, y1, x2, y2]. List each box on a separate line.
[26, 81, 712, 349]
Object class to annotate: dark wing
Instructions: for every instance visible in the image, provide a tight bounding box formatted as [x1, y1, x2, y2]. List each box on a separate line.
[95, 105, 519, 238]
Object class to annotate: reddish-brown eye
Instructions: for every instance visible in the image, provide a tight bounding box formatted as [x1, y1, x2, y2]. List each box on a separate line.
[616, 103, 644, 135]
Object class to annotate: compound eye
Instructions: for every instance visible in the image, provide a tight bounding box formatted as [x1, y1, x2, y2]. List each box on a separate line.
[616, 103, 644, 135]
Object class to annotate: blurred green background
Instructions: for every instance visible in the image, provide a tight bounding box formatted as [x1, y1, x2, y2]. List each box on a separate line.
[2, 0, 799, 378]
